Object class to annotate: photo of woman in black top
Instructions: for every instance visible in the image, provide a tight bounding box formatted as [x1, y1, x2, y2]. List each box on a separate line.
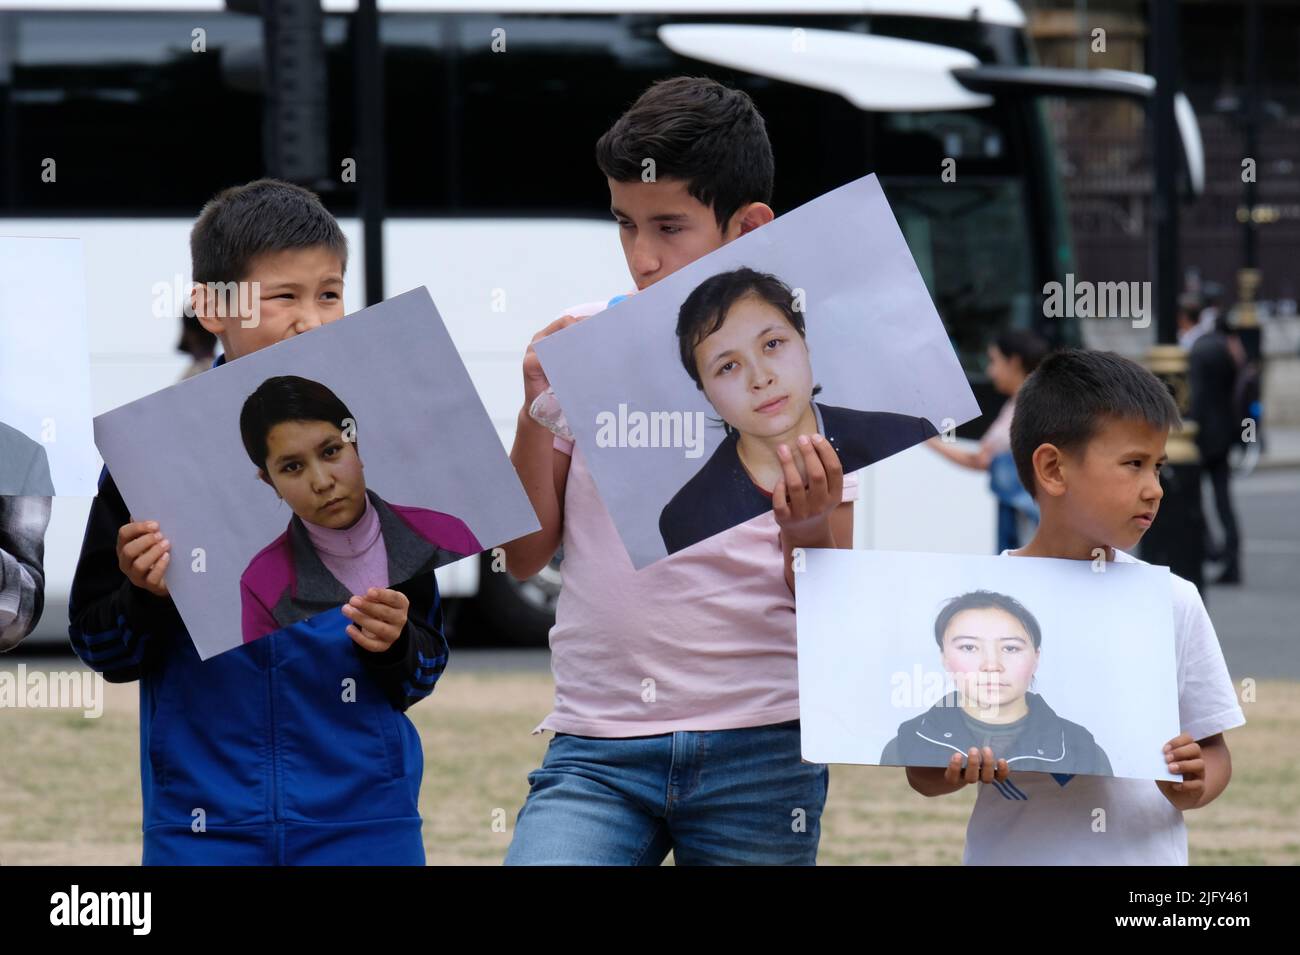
[659, 268, 938, 555]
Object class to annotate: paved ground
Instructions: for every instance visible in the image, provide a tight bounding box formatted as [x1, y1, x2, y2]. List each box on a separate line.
[1256, 424, 1300, 470]
[1200, 467, 1300, 680]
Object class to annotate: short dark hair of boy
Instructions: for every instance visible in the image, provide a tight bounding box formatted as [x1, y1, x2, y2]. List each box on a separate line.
[240, 375, 356, 471]
[1010, 349, 1181, 499]
[993, 328, 1049, 376]
[934, 590, 1042, 650]
[191, 178, 348, 286]
[595, 76, 774, 231]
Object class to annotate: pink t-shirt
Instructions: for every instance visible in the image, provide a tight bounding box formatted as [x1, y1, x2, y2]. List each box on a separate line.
[534, 300, 859, 737]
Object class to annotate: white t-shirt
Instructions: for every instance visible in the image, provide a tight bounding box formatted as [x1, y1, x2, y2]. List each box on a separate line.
[963, 549, 1246, 865]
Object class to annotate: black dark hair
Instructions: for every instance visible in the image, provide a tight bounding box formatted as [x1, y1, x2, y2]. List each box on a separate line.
[1011, 349, 1181, 499]
[992, 328, 1049, 376]
[240, 376, 356, 472]
[191, 178, 348, 286]
[596, 76, 774, 231]
[934, 590, 1042, 650]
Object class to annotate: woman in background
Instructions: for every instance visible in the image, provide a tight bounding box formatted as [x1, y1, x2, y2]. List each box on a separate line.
[929, 329, 1049, 552]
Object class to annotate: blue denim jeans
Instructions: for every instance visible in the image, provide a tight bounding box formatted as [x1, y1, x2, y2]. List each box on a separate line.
[504, 720, 828, 865]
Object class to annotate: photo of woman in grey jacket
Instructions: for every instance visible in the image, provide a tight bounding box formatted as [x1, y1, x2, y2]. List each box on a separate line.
[880, 590, 1113, 777]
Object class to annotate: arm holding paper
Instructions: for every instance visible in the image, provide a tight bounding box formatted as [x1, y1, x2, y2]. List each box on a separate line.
[501, 314, 583, 580]
[773, 433, 851, 594]
[907, 749, 1012, 797]
[69, 470, 182, 682]
[1157, 731, 1231, 811]
[351, 576, 450, 712]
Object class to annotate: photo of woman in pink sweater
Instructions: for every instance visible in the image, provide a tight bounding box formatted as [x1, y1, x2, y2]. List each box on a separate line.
[238, 375, 481, 645]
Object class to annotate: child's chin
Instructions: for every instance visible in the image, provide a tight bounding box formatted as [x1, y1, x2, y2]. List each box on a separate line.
[743, 417, 798, 439]
[312, 505, 362, 529]
[1115, 528, 1146, 551]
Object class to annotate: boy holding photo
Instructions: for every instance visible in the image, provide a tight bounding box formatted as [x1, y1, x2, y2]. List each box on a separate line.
[904, 350, 1244, 865]
[502, 77, 852, 865]
[69, 180, 447, 865]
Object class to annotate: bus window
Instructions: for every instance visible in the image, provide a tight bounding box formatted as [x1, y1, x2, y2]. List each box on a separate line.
[373, 13, 881, 218]
[0, 10, 265, 213]
[888, 178, 1035, 369]
[871, 107, 1036, 374]
[440, 14, 674, 216]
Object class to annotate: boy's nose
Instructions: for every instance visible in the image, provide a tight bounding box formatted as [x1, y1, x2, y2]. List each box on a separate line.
[1143, 473, 1165, 503]
[296, 309, 325, 334]
[630, 240, 660, 278]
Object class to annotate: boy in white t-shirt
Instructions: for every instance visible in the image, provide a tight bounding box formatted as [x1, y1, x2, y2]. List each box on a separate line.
[906, 349, 1245, 865]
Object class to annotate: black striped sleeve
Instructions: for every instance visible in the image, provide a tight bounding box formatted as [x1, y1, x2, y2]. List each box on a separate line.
[68, 469, 181, 682]
[357, 570, 450, 712]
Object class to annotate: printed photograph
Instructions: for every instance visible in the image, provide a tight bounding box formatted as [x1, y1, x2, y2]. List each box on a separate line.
[796, 549, 1182, 781]
[534, 175, 979, 568]
[95, 287, 539, 659]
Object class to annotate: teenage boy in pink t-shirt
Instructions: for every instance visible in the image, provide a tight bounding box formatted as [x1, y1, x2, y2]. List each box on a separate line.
[501, 77, 854, 865]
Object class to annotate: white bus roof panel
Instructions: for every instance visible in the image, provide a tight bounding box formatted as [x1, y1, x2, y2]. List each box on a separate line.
[660, 24, 994, 111]
[2, 1, 1027, 29]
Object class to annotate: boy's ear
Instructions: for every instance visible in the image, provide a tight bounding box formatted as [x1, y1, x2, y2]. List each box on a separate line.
[1031, 443, 1069, 498]
[728, 201, 775, 239]
[191, 283, 225, 336]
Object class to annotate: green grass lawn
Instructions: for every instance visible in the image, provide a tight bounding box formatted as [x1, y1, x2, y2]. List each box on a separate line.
[0, 664, 1292, 865]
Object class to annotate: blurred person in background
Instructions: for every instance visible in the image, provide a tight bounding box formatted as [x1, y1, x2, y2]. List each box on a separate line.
[1189, 312, 1245, 585]
[178, 312, 217, 380]
[929, 329, 1049, 552]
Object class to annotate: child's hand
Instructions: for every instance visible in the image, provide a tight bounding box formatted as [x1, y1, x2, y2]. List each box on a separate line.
[773, 434, 843, 548]
[523, 314, 583, 404]
[116, 520, 171, 597]
[944, 747, 1011, 787]
[1156, 733, 1206, 809]
[342, 587, 410, 653]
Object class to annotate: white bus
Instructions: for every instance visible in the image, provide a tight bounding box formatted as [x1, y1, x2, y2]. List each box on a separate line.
[2, 1, 1201, 646]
